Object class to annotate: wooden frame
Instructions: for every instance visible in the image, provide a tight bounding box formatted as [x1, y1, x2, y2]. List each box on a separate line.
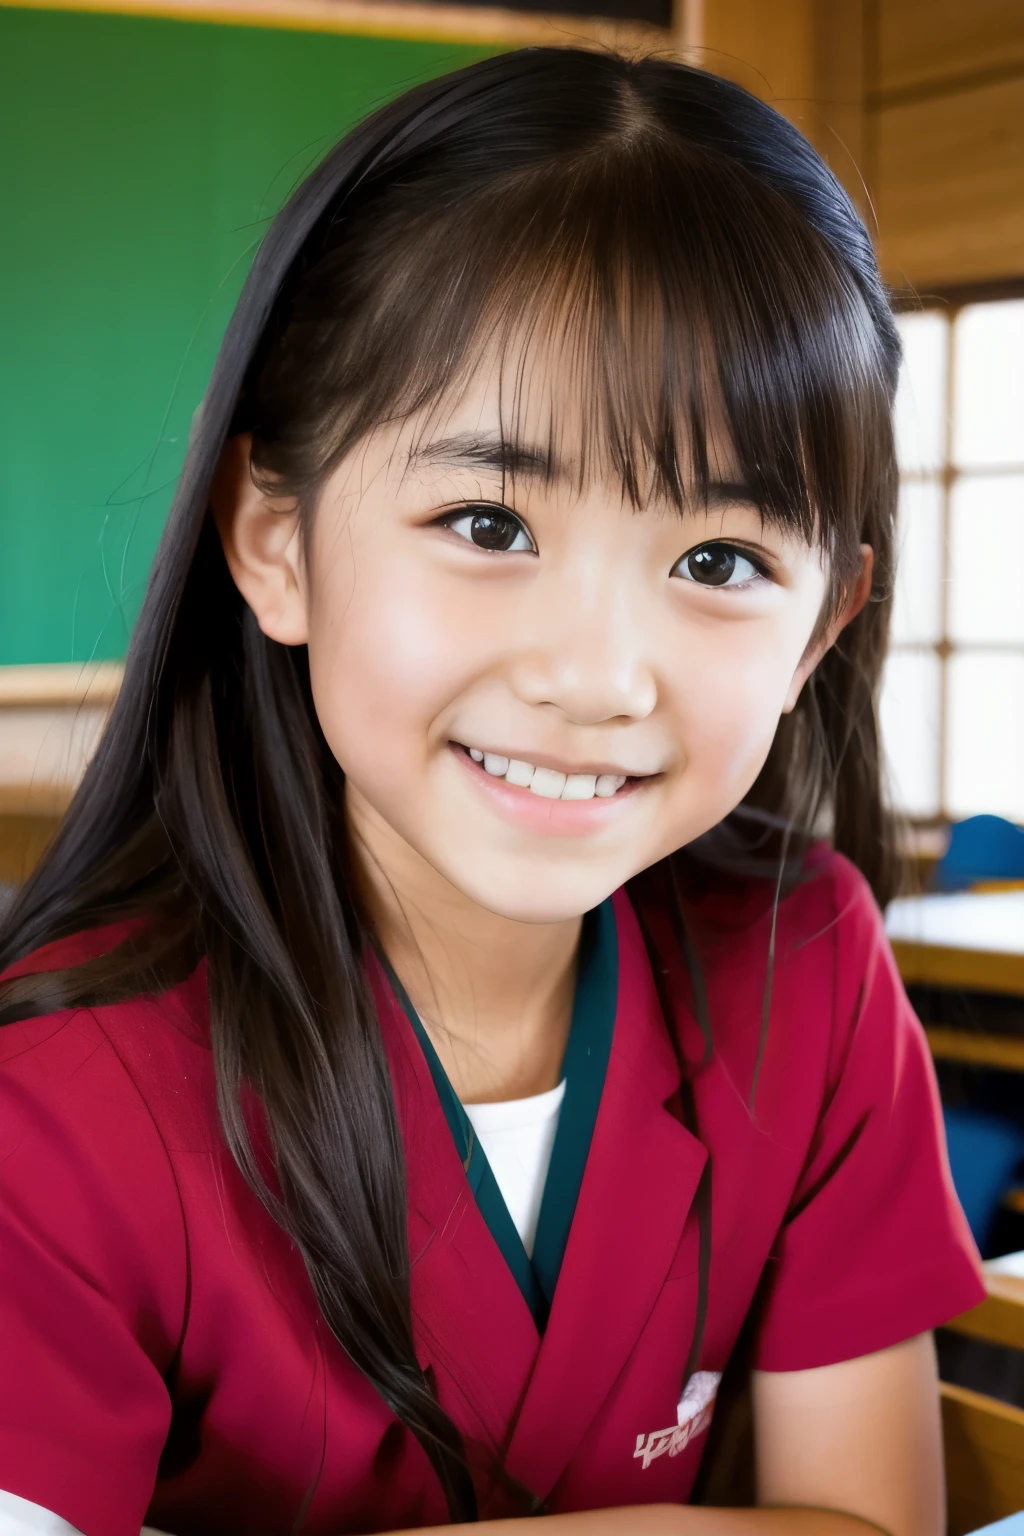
[0, 664, 122, 839]
[0, 662, 122, 710]
[942, 1262, 1024, 1535]
[948, 1270, 1024, 1352]
[0, 0, 685, 49]
[941, 1380, 1024, 1536]
[923, 1026, 1024, 1073]
[887, 292, 1024, 828]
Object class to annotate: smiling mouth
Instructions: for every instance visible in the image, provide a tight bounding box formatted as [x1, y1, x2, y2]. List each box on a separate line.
[453, 743, 649, 802]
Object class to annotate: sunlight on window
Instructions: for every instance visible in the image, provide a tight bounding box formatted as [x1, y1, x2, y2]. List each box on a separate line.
[880, 649, 942, 817]
[946, 653, 1024, 822]
[882, 299, 1024, 824]
[949, 476, 1024, 644]
[894, 311, 948, 474]
[953, 301, 1024, 470]
[890, 480, 944, 646]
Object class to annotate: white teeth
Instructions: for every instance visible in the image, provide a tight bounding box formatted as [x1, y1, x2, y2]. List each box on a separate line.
[467, 746, 630, 801]
[561, 774, 598, 800]
[595, 774, 626, 797]
[505, 759, 535, 788]
[530, 767, 567, 799]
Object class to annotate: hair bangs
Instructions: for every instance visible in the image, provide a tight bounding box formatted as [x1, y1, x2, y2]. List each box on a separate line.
[246, 119, 892, 613]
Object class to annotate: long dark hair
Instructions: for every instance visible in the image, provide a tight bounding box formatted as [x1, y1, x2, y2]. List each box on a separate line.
[0, 48, 902, 1523]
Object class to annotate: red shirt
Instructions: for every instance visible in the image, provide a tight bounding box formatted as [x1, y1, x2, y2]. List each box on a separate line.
[0, 849, 983, 1536]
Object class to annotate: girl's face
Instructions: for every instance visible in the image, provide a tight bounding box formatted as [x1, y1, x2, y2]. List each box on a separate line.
[217, 363, 868, 925]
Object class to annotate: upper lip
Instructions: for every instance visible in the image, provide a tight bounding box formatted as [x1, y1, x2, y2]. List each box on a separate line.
[452, 741, 658, 779]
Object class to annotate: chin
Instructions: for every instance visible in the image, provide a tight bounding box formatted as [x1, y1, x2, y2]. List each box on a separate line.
[445, 857, 632, 926]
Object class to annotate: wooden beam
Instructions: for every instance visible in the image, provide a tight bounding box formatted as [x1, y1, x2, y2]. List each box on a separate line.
[701, 0, 818, 128]
[947, 1272, 1024, 1352]
[0, 0, 668, 48]
[876, 0, 1024, 100]
[875, 71, 1024, 289]
[0, 812, 63, 887]
[893, 941, 1024, 997]
[698, 0, 870, 213]
[924, 1026, 1024, 1073]
[0, 662, 122, 709]
[941, 1380, 1024, 1536]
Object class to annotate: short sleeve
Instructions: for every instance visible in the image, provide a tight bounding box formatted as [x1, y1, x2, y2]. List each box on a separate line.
[753, 867, 985, 1372]
[0, 1008, 186, 1536]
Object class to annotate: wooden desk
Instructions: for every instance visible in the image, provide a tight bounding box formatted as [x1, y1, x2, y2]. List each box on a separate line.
[886, 892, 1024, 1071]
[951, 1252, 1024, 1351]
[887, 892, 1024, 995]
[943, 1252, 1024, 1536]
[0, 662, 121, 885]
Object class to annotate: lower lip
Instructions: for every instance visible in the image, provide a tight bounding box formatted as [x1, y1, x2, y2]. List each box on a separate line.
[450, 744, 652, 835]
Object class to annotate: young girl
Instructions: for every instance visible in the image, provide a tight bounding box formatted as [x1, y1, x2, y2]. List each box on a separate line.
[0, 47, 983, 1536]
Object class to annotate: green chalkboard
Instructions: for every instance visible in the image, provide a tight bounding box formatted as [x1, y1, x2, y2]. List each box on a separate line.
[0, 6, 498, 664]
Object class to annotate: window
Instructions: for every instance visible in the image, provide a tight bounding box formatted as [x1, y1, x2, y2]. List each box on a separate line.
[881, 299, 1024, 824]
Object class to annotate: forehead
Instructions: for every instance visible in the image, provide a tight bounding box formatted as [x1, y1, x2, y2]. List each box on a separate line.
[389, 345, 744, 514]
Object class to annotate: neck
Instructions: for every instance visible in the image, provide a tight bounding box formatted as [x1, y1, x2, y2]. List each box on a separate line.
[346, 791, 581, 1105]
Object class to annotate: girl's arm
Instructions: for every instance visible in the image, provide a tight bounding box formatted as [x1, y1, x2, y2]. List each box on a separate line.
[391, 1333, 942, 1536]
[390, 1513, 881, 1535]
[751, 1333, 944, 1536]
[390, 1513, 879, 1535]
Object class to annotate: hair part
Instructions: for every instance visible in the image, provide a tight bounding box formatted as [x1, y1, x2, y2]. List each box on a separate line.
[1, 47, 903, 1524]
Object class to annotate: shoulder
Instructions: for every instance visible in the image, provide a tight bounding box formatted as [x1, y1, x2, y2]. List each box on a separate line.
[0, 929, 212, 1322]
[1, 921, 211, 1104]
[629, 843, 904, 1086]
[632, 840, 884, 978]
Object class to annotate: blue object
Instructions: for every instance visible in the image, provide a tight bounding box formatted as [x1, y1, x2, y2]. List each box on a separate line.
[935, 815, 1024, 891]
[943, 1106, 1024, 1248]
[968, 1515, 1024, 1534]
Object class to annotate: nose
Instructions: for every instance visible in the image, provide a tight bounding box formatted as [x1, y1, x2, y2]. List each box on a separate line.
[508, 574, 658, 727]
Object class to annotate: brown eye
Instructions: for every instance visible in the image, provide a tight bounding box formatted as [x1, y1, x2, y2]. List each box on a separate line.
[672, 543, 762, 588]
[443, 504, 535, 553]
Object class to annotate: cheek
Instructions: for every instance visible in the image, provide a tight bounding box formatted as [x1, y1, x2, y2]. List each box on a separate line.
[667, 619, 806, 781]
[303, 548, 475, 777]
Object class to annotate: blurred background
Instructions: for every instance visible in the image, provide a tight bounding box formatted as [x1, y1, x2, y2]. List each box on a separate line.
[1, 1, 1024, 1517]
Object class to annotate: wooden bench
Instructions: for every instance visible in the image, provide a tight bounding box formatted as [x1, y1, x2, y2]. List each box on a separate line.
[943, 1257, 1024, 1535]
[0, 662, 121, 886]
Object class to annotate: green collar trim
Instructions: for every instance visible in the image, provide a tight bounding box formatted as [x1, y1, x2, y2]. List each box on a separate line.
[531, 896, 618, 1305]
[382, 898, 618, 1329]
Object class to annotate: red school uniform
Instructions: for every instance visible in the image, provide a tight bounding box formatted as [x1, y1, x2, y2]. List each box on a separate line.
[0, 847, 983, 1536]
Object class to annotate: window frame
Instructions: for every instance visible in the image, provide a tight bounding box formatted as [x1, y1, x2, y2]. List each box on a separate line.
[889, 281, 1024, 827]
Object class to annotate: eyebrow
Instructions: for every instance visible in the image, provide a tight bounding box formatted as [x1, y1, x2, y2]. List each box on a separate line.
[406, 431, 760, 510]
[702, 480, 761, 511]
[406, 432, 557, 482]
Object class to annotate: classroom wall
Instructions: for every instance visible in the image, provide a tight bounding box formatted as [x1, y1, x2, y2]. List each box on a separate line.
[701, 0, 1024, 292]
[0, 6, 497, 667]
[869, 0, 1024, 290]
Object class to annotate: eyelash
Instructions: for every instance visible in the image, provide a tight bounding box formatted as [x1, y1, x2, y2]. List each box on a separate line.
[436, 504, 774, 589]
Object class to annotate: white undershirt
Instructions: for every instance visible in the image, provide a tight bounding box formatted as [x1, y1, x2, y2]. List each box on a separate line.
[0, 1083, 566, 1536]
[463, 1078, 566, 1258]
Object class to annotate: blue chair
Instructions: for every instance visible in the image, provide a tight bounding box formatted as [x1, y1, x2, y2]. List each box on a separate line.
[943, 1107, 1024, 1249]
[934, 815, 1024, 892]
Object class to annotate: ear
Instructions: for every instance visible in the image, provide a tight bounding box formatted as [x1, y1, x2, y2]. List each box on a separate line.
[210, 433, 309, 646]
[782, 544, 874, 714]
